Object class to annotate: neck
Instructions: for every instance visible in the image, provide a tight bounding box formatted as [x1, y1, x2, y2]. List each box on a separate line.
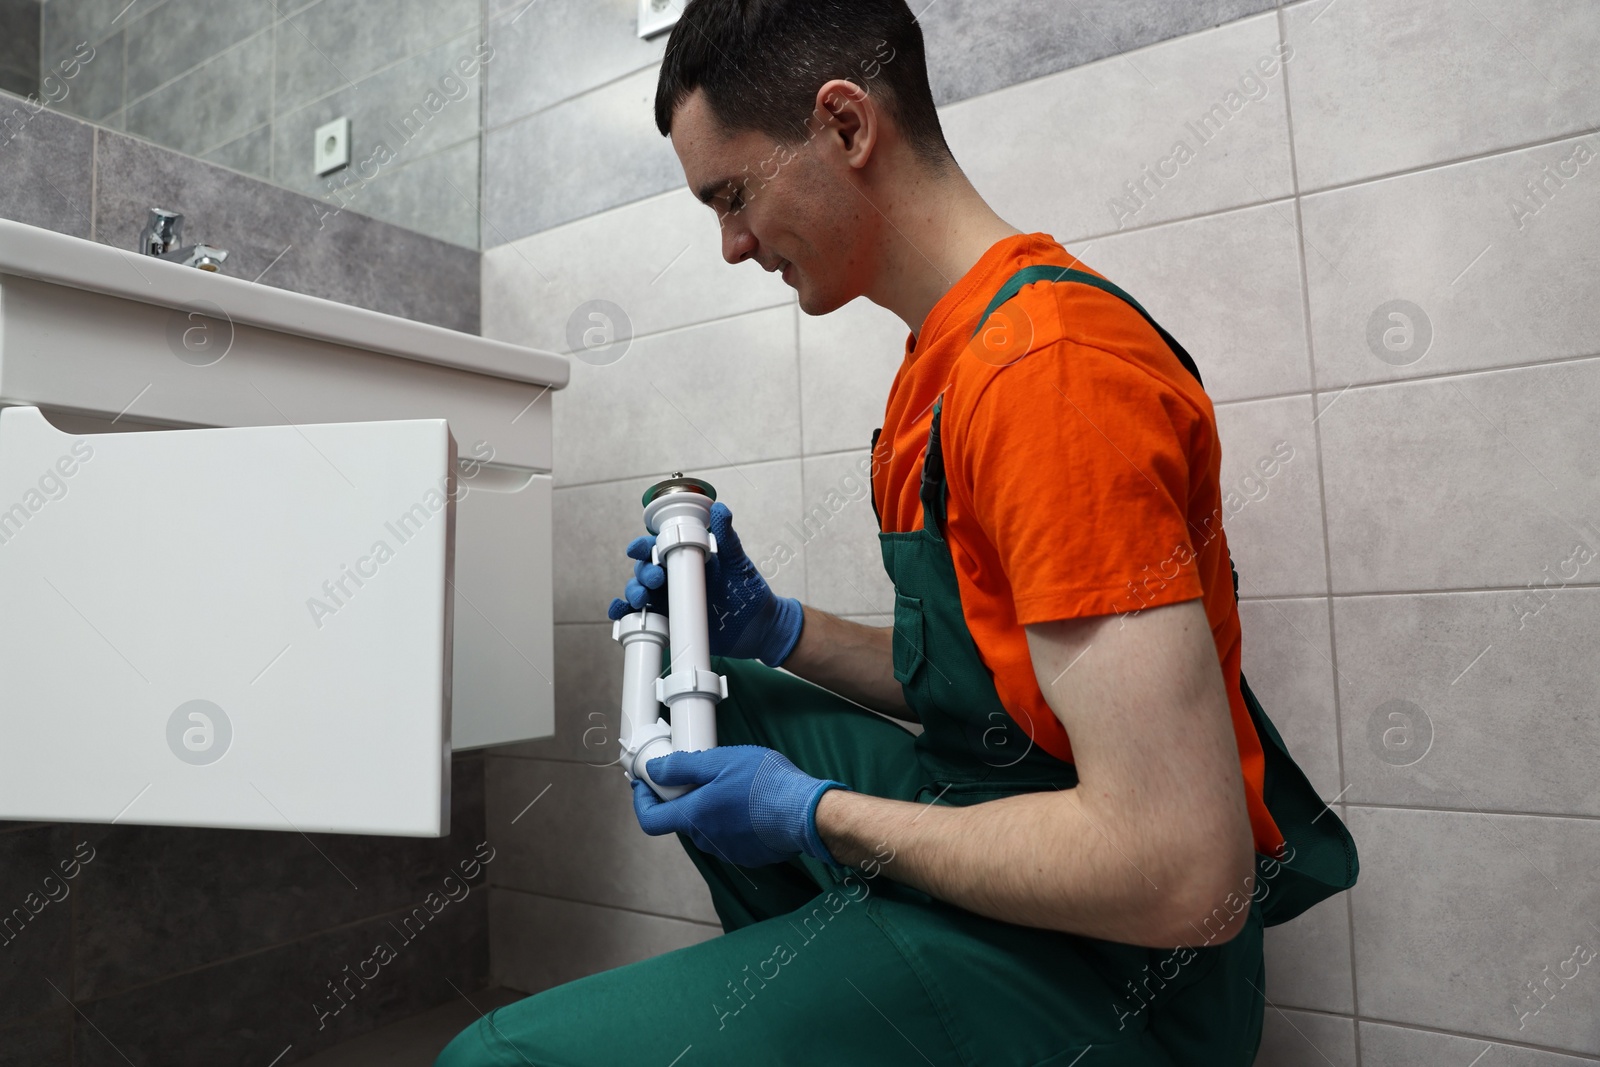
[859, 161, 1023, 339]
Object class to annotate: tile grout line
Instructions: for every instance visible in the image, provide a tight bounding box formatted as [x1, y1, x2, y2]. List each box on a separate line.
[1274, 4, 1363, 1054]
[484, 883, 722, 930]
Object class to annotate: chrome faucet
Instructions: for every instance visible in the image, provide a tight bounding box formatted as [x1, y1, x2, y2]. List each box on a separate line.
[138, 208, 229, 271]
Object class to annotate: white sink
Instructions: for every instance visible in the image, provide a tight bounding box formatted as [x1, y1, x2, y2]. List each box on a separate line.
[0, 219, 569, 836]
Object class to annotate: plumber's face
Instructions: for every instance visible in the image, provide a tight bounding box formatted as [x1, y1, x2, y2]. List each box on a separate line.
[670, 89, 868, 316]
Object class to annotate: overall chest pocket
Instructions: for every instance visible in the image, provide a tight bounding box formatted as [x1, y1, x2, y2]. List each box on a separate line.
[891, 591, 927, 685]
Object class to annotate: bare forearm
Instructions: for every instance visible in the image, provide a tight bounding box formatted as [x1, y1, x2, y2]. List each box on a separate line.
[813, 785, 1254, 948]
[781, 605, 916, 722]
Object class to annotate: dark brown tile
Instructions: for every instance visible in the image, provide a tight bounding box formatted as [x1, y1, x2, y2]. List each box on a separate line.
[72, 889, 489, 1067]
[0, 825, 79, 1026]
[74, 754, 486, 1000]
[0, 1011, 71, 1067]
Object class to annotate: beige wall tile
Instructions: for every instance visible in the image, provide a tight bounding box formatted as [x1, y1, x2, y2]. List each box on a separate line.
[1254, 1008, 1357, 1067]
[553, 459, 805, 624]
[550, 306, 800, 487]
[799, 451, 897, 617]
[486, 756, 719, 924]
[1214, 394, 1329, 597]
[942, 13, 1294, 242]
[1334, 590, 1600, 816]
[798, 296, 908, 456]
[1348, 807, 1600, 1053]
[1239, 598, 1342, 802]
[1078, 202, 1313, 404]
[1285, 0, 1600, 190]
[1318, 360, 1600, 592]
[481, 188, 794, 350]
[1302, 133, 1600, 389]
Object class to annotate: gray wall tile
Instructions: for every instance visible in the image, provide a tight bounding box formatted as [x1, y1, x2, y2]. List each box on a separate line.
[483, 65, 682, 242]
[941, 13, 1295, 242]
[485, 0, 664, 128]
[0, 0, 41, 93]
[800, 450, 896, 618]
[1213, 394, 1328, 598]
[1348, 806, 1600, 1053]
[552, 306, 800, 487]
[486, 755, 718, 924]
[1263, 890, 1354, 1014]
[321, 136, 480, 249]
[1317, 360, 1600, 593]
[1253, 1008, 1357, 1067]
[124, 30, 272, 157]
[1238, 598, 1341, 803]
[1079, 203, 1313, 404]
[93, 129, 480, 332]
[122, 0, 271, 101]
[1334, 590, 1600, 817]
[1361, 1020, 1600, 1066]
[43, 30, 122, 123]
[489, 888, 719, 996]
[798, 295, 907, 456]
[0, 96, 94, 236]
[1284, 0, 1600, 191]
[921, 0, 1278, 106]
[495, 623, 623, 766]
[553, 459, 805, 626]
[270, 32, 484, 198]
[42, 0, 136, 58]
[480, 189, 793, 345]
[1302, 132, 1600, 390]
[274, 0, 479, 116]
[201, 122, 271, 179]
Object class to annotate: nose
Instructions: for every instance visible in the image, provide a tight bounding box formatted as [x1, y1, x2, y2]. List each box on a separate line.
[720, 217, 757, 266]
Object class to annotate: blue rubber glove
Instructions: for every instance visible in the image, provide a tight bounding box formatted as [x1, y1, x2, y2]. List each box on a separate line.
[605, 501, 804, 668]
[631, 746, 850, 868]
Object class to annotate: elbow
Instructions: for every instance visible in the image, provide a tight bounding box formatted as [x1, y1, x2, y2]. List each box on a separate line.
[1147, 839, 1257, 948]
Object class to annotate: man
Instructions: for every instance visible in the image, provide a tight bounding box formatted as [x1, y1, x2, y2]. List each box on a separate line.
[438, 2, 1355, 1064]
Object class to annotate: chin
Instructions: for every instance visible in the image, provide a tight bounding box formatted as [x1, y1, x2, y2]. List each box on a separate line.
[794, 279, 850, 317]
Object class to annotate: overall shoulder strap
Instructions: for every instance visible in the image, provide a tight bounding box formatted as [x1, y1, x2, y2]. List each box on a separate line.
[970, 265, 1208, 389]
[918, 396, 949, 537]
[969, 265, 1241, 603]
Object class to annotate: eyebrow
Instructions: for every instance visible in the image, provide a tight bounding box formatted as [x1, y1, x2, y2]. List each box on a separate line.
[695, 178, 737, 205]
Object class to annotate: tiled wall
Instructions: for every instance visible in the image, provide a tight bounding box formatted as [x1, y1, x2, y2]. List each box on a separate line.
[0, 0, 40, 96]
[0, 763, 490, 1065]
[480, 1, 1600, 1063]
[0, 97, 479, 331]
[1, 62, 488, 1067]
[37, 0, 484, 247]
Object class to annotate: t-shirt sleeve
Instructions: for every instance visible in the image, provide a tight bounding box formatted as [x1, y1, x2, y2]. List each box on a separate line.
[955, 339, 1207, 625]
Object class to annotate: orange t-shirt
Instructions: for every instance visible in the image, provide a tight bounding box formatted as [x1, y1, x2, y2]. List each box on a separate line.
[872, 232, 1284, 857]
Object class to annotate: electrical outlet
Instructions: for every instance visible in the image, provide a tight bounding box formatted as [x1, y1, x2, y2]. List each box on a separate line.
[313, 117, 351, 177]
[638, 0, 684, 38]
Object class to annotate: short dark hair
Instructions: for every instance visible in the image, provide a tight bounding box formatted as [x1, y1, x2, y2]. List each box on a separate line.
[654, 0, 953, 168]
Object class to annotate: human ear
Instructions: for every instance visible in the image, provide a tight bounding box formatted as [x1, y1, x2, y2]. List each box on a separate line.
[811, 78, 877, 170]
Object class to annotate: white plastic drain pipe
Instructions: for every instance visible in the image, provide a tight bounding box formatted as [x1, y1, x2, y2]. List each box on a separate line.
[613, 473, 725, 800]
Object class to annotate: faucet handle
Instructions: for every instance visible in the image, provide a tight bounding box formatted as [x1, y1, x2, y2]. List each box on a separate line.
[139, 208, 184, 256]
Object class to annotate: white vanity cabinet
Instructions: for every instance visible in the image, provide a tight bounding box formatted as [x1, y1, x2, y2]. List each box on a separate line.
[0, 219, 568, 837]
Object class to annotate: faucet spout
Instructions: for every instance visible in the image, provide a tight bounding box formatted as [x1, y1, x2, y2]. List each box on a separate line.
[138, 208, 229, 272]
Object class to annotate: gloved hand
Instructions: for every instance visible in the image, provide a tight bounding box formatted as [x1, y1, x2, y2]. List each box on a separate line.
[605, 501, 804, 668]
[631, 745, 851, 868]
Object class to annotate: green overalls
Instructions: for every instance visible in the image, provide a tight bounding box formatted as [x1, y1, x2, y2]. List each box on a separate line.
[435, 269, 1357, 1067]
